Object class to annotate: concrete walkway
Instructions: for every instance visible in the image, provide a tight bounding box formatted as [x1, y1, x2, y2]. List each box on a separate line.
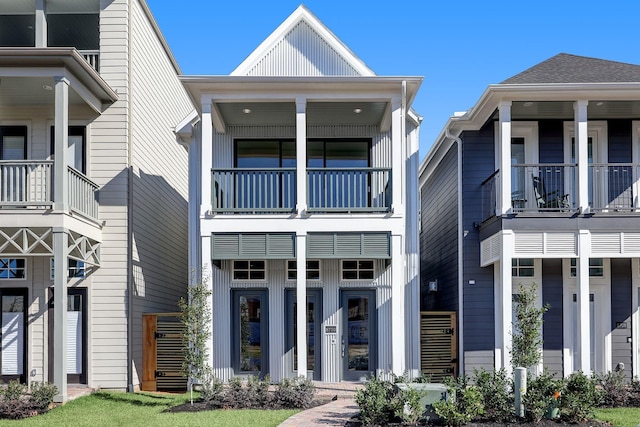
[279, 382, 361, 427]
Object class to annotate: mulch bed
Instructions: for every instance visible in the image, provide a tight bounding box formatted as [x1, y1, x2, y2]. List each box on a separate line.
[167, 396, 335, 413]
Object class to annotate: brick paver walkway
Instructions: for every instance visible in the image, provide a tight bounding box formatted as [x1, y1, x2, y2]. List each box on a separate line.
[279, 382, 361, 427]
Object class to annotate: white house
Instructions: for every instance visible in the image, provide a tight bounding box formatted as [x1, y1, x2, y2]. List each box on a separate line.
[177, 5, 423, 382]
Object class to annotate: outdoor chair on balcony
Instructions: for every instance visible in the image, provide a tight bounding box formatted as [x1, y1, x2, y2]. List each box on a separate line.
[532, 175, 570, 210]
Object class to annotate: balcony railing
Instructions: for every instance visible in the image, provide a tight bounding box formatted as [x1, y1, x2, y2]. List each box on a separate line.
[590, 164, 640, 212]
[0, 161, 100, 220]
[481, 170, 499, 221]
[211, 168, 296, 213]
[307, 167, 391, 213]
[79, 50, 99, 72]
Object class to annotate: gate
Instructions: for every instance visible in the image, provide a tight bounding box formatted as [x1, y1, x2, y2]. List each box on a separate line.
[142, 313, 187, 391]
[420, 311, 457, 382]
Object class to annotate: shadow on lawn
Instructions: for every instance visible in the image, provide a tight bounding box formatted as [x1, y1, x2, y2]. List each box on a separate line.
[92, 392, 178, 407]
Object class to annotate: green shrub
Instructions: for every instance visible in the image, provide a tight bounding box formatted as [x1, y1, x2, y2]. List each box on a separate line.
[524, 369, 563, 422]
[595, 370, 630, 407]
[2, 380, 26, 401]
[395, 386, 424, 425]
[245, 375, 269, 408]
[433, 376, 483, 427]
[0, 399, 35, 420]
[270, 376, 316, 409]
[28, 382, 58, 412]
[354, 373, 399, 425]
[198, 368, 223, 403]
[560, 371, 604, 422]
[473, 368, 513, 422]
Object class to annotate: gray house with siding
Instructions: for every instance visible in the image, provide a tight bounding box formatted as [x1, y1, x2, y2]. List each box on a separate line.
[420, 54, 640, 379]
[0, 0, 193, 401]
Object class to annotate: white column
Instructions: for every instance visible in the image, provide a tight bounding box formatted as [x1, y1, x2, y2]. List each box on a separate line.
[498, 101, 512, 216]
[295, 98, 307, 214]
[391, 234, 405, 375]
[391, 97, 404, 213]
[54, 76, 69, 212]
[576, 230, 591, 373]
[575, 101, 589, 213]
[295, 234, 307, 378]
[188, 131, 201, 282]
[53, 228, 68, 402]
[200, 100, 213, 217]
[201, 234, 213, 369]
[496, 231, 513, 374]
[35, 0, 47, 47]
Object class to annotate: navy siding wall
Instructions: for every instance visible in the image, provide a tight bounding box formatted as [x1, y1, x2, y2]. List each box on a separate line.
[610, 258, 632, 379]
[538, 120, 564, 163]
[420, 143, 458, 312]
[608, 120, 632, 163]
[461, 125, 496, 359]
[542, 259, 563, 377]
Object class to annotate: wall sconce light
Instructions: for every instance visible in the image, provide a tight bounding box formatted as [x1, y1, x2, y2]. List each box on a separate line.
[428, 280, 438, 293]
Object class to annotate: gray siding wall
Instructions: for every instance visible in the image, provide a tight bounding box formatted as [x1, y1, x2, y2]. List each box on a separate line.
[128, 0, 192, 388]
[538, 120, 564, 163]
[610, 258, 632, 379]
[420, 142, 458, 312]
[541, 259, 563, 377]
[608, 120, 632, 163]
[461, 127, 496, 371]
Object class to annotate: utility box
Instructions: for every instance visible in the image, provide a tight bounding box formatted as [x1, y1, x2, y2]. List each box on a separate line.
[396, 383, 449, 421]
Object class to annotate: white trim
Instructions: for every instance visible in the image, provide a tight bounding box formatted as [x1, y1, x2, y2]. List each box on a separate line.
[231, 260, 268, 283]
[632, 258, 640, 377]
[632, 122, 640, 209]
[340, 259, 376, 282]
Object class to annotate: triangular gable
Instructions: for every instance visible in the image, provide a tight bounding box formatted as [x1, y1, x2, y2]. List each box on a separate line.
[231, 5, 375, 77]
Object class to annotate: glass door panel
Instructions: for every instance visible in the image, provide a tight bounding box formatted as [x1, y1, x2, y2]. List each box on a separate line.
[1, 289, 27, 383]
[286, 289, 321, 380]
[341, 290, 376, 380]
[232, 290, 268, 377]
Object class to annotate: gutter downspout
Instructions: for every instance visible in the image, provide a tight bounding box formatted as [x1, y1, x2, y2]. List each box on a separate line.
[126, 0, 134, 393]
[445, 127, 464, 376]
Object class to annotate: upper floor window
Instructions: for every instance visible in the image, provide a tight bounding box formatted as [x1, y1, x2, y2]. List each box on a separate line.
[569, 258, 604, 277]
[307, 140, 370, 168]
[47, 13, 99, 51]
[0, 258, 26, 279]
[235, 140, 295, 168]
[512, 258, 534, 277]
[50, 126, 86, 174]
[287, 260, 321, 281]
[341, 260, 374, 281]
[232, 260, 266, 281]
[0, 14, 35, 47]
[1, 126, 27, 160]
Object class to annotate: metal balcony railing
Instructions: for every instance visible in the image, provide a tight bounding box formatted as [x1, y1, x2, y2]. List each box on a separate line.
[590, 164, 640, 212]
[480, 170, 498, 221]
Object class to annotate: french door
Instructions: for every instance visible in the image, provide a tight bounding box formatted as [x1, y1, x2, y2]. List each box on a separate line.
[48, 288, 87, 384]
[1, 289, 28, 383]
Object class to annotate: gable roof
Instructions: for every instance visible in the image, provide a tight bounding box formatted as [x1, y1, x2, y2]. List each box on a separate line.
[231, 5, 375, 77]
[501, 53, 640, 84]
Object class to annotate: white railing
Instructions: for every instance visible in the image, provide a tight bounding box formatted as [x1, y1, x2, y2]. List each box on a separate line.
[0, 161, 53, 206]
[79, 50, 100, 72]
[68, 166, 99, 219]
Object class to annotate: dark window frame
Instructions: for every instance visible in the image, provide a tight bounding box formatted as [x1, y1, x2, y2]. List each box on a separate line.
[50, 126, 87, 174]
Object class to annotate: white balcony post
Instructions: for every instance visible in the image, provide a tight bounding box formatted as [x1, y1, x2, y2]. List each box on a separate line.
[201, 100, 213, 217]
[296, 98, 307, 214]
[575, 101, 589, 213]
[498, 101, 512, 215]
[35, 0, 47, 47]
[53, 228, 68, 402]
[494, 231, 513, 374]
[391, 96, 404, 213]
[295, 234, 307, 378]
[391, 233, 405, 375]
[576, 231, 591, 373]
[54, 76, 69, 212]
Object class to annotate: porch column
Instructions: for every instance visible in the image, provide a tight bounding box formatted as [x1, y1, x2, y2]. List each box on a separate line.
[295, 234, 308, 378]
[53, 228, 68, 402]
[200, 100, 213, 217]
[498, 101, 512, 216]
[495, 230, 513, 374]
[391, 233, 405, 375]
[201, 234, 214, 369]
[54, 76, 69, 212]
[576, 231, 591, 373]
[574, 101, 589, 213]
[35, 0, 47, 47]
[391, 96, 404, 213]
[295, 98, 307, 214]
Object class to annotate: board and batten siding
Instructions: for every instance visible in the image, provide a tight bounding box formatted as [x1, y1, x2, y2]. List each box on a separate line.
[461, 128, 497, 372]
[128, 0, 192, 388]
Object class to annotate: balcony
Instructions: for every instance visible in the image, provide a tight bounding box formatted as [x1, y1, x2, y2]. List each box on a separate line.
[0, 161, 99, 220]
[210, 167, 391, 214]
[590, 164, 640, 212]
[79, 50, 99, 72]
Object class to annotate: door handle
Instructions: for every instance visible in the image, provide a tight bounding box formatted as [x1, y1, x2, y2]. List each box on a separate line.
[341, 337, 345, 358]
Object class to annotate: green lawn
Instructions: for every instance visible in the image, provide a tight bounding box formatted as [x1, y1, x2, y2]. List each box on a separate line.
[596, 407, 640, 427]
[2, 391, 298, 427]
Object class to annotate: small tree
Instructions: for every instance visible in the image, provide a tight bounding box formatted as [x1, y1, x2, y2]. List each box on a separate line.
[179, 270, 212, 389]
[511, 283, 549, 369]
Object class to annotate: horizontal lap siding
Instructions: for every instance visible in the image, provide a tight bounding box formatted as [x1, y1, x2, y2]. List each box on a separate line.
[610, 258, 632, 379]
[129, 0, 193, 388]
[461, 127, 496, 372]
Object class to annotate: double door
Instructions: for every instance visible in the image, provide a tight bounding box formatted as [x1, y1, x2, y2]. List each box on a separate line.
[48, 288, 87, 384]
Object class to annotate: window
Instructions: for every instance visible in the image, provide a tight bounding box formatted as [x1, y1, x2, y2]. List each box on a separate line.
[570, 258, 604, 277]
[307, 139, 370, 168]
[233, 260, 266, 281]
[235, 140, 295, 168]
[1, 126, 27, 160]
[0, 259, 26, 279]
[0, 15, 35, 47]
[47, 13, 99, 50]
[341, 260, 374, 281]
[512, 258, 534, 277]
[50, 259, 86, 279]
[287, 260, 321, 281]
[50, 126, 86, 174]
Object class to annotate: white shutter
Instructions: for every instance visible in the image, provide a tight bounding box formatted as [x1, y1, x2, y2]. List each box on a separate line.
[1, 313, 23, 375]
[66, 312, 82, 375]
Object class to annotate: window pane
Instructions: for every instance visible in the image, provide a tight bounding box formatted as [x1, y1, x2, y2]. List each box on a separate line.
[519, 268, 535, 277]
[281, 141, 296, 168]
[519, 258, 534, 267]
[359, 270, 374, 280]
[236, 141, 280, 168]
[234, 270, 249, 280]
[287, 270, 297, 280]
[359, 260, 374, 270]
[325, 141, 369, 167]
[250, 270, 265, 280]
[307, 270, 320, 280]
[3, 136, 25, 160]
[307, 260, 320, 270]
[306, 141, 324, 167]
[47, 14, 99, 50]
[234, 260, 248, 270]
[343, 270, 357, 280]
[343, 260, 357, 270]
[250, 260, 265, 270]
[0, 15, 34, 47]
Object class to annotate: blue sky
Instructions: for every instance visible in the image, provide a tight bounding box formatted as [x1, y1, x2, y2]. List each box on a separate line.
[148, 0, 639, 160]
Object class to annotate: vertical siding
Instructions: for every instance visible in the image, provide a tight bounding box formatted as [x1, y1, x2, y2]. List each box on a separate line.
[461, 127, 496, 372]
[245, 20, 361, 77]
[129, 0, 192, 387]
[542, 258, 563, 377]
[538, 120, 564, 163]
[608, 120, 632, 163]
[610, 258, 632, 379]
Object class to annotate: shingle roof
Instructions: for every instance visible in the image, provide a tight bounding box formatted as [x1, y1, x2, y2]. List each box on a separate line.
[501, 53, 640, 84]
